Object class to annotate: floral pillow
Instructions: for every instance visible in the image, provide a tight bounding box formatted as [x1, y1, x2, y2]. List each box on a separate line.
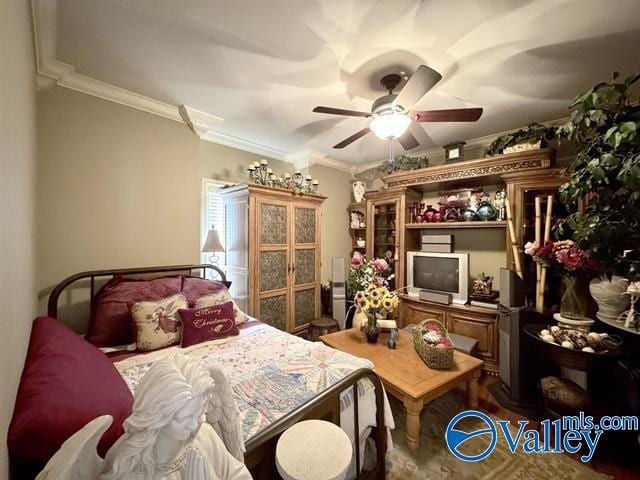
[130, 294, 188, 351]
[196, 292, 248, 325]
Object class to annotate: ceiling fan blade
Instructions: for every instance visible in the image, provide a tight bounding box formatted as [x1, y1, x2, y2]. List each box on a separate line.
[414, 108, 483, 122]
[333, 127, 371, 149]
[393, 65, 442, 110]
[397, 128, 419, 151]
[313, 106, 371, 118]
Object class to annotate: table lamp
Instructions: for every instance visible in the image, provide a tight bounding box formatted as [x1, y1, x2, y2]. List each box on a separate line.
[202, 225, 225, 267]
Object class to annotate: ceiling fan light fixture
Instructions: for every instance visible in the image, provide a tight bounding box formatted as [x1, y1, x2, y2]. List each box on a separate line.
[370, 113, 411, 140]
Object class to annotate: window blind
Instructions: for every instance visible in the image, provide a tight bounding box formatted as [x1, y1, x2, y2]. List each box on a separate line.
[201, 179, 227, 268]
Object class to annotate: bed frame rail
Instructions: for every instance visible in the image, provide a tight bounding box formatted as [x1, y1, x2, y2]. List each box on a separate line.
[47, 264, 228, 319]
[245, 367, 386, 479]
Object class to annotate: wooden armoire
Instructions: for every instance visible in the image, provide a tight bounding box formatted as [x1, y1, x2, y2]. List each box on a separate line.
[219, 184, 326, 334]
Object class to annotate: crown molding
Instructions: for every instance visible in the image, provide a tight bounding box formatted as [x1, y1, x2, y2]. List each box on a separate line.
[178, 105, 223, 137]
[200, 130, 291, 162]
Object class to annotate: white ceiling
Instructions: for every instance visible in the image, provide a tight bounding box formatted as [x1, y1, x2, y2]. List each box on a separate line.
[51, 0, 640, 165]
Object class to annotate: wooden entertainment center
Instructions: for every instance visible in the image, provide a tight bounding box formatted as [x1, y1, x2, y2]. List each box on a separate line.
[350, 149, 567, 375]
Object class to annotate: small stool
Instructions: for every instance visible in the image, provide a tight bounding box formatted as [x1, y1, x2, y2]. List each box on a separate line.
[276, 420, 352, 480]
[309, 317, 340, 342]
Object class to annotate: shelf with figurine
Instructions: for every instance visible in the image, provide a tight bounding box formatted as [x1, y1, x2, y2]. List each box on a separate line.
[406, 187, 507, 229]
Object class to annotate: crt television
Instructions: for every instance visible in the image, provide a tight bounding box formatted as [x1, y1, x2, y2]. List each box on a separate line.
[406, 251, 469, 304]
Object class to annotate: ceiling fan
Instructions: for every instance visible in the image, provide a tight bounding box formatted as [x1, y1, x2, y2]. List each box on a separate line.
[312, 65, 483, 150]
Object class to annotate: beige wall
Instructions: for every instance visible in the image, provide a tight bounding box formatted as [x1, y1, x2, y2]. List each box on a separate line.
[0, 1, 37, 475]
[37, 86, 354, 331]
[199, 141, 292, 184]
[37, 86, 202, 330]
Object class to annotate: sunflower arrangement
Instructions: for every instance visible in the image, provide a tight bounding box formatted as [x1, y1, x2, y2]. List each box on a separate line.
[354, 285, 399, 330]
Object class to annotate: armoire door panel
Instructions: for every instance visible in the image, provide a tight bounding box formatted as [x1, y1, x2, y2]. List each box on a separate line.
[293, 287, 316, 329]
[294, 206, 316, 244]
[259, 294, 288, 331]
[259, 250, 288, 292]
[294, 248, 316, 286]
[260, 203, 288, 245]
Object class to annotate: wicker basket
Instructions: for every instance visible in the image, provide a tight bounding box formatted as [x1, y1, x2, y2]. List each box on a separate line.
[412, 319, 454, 369]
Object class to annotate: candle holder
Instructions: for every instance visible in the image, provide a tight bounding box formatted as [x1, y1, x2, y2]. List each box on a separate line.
[247, 161, 319, 194]
[247, 160, 275, 186]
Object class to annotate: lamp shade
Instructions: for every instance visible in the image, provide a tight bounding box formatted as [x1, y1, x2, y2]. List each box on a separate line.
[370, 113, 411, 140]
[202, 227, 225, 253]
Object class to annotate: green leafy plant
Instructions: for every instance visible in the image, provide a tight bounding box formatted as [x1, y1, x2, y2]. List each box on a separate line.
[484, 123, 556, 157]
[378, 154, 429, 174]
[556, 72, 640, 280]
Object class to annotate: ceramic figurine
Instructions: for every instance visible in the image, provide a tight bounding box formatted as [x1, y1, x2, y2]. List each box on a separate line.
[350, 212, 361, 229]
[37, 355, 251, 480]
[468, 194, 480, 212]
[494, 189, 506, 220]
[620, 282, 640, 328]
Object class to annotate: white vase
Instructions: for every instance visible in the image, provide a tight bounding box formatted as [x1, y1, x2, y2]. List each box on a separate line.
[352, 181, 366, 203]
[589, 275, 630, 322]
[354, 309, 368, 328]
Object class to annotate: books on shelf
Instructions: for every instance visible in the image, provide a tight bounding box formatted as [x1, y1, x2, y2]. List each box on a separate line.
[469, 291, 499, 310]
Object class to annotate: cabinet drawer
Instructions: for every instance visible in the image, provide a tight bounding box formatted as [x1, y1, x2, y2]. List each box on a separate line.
[446, 311, 497, 361]
[401, 302, 446, 328]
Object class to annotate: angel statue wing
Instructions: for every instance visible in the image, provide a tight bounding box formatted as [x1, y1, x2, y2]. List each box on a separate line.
[36, 415, 113, 480]
[205, 364, 245, 461]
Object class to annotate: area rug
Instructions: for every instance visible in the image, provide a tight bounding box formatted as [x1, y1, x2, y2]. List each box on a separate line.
[385, 392, 611, 479]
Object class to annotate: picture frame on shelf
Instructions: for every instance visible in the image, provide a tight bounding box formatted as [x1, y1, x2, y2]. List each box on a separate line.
[443, 141, 466, 163]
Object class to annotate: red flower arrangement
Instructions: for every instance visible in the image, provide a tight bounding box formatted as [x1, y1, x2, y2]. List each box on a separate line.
[525, 239, 595, 273]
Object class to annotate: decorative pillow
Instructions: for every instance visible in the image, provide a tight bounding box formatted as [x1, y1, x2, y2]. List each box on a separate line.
[88, 276, 182, 347]
[8, 317, 133, 472]
[196, 291, 248, 325]
[178, 301, 239, 348]
[181, 276, 229, 306]
[131, 294, 188, 351]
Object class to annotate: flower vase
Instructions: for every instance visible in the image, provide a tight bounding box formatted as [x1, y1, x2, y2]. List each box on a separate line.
[352, 181, 366, 203]
[560, 274, 589, 320]
[424, 205, 437, 223]
[364, 314, 380, 343]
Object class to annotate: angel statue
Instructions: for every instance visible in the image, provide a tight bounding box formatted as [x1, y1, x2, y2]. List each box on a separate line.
[37, 355, 251, 480]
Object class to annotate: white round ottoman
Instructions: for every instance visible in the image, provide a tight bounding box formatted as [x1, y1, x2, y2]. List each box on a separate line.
[276, 419, 352, 480]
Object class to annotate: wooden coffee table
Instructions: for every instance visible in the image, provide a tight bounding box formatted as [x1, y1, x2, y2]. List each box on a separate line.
[321, 327, 483, 450]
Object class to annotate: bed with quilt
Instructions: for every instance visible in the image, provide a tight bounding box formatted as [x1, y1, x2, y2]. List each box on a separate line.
[8, 264, 392, 479]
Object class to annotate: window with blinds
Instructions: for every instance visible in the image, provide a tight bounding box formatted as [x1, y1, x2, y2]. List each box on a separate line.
[201, 179, 227, 268]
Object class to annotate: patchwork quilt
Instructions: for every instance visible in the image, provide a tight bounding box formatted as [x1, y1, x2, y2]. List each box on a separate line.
[113, 321, 388, 441]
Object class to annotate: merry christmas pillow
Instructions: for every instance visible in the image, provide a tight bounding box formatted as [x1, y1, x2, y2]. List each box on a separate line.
[178, 301, 239, 348]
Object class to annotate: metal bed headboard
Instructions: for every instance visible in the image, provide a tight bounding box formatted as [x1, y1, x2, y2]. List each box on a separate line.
[47, 264, 228, 319]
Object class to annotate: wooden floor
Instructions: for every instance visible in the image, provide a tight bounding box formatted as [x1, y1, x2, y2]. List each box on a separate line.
[472, 375, 640, 480]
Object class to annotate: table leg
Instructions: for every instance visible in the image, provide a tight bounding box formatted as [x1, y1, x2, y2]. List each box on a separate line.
[403, 397, 424, 451]
[467, 368, 481, 408]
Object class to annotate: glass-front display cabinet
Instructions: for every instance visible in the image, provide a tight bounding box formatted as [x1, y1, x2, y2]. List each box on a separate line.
[366, 187, 421, 291]
[503, 169, 568, 307]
